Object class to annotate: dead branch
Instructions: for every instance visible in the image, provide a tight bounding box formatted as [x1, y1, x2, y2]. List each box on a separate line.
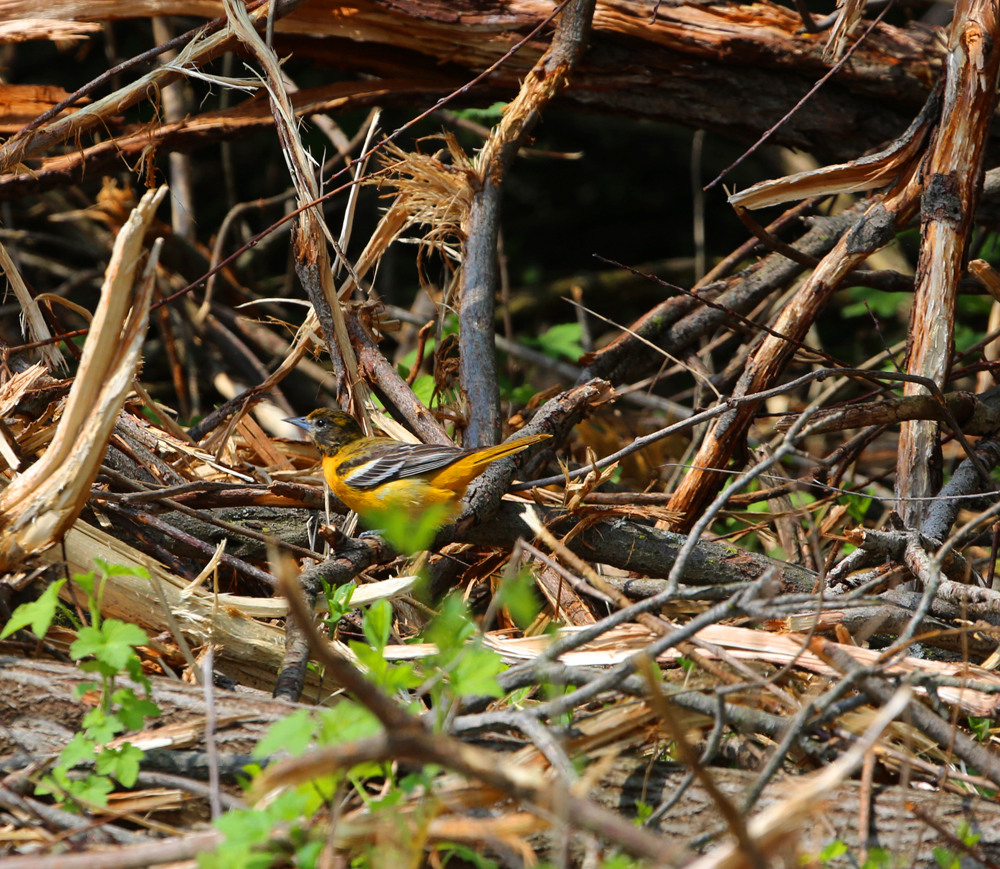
[667, 181, 922, 530]
[0, 187, 166, 571]
[0, 0, 951, 169]
[897, 0, 1000, 527]
[818, 638, 1000, 790]
[459, 0, 596, 445]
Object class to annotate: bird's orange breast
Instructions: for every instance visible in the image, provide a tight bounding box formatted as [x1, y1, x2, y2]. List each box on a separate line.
[323, 456, 462, 516]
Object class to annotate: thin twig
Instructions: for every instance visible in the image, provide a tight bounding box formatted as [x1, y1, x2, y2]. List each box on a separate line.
[704, 1, 896, 191]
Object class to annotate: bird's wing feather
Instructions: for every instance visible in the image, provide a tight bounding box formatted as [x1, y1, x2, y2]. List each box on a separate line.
[340, 442, 468, 490]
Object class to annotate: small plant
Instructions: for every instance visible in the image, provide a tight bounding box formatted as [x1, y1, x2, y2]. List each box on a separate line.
[452, 102, 508, 124]
[436, 843, 499, 869]
[319, 579, 356, 636]
[350, 598, 422, 698]
[365, 503, 453, 555]
[600, 854, 644, 869]
[0, 561, 160, 808]
[525, 322, 586, 362]
[634, 799, 653, 826]
[202, 575, 509, 868]
[677, 656, 696, 674]
[860, 847, 895, 869]
[815, 839, 848, 864]
[494, 567, 541, 631]
[933, 822, 981, 869]
[421, 593, 505, 727]
[968, 715, 991, 743]
[839, 490, 877, 525]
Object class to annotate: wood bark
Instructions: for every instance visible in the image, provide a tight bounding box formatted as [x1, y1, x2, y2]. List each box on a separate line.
[0, 0, 963, 193]
[3, 656, 998, 869]
[666, 186, 921, 529]
[599, 758, 1000, 869]
[459, 0, 596, 446]
[896, 0, 1000, 527]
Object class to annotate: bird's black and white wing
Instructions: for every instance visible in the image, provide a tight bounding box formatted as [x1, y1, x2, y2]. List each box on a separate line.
[339, 442, 469, 489]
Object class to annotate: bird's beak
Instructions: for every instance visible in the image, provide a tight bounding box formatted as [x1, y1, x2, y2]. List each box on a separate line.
[284, 416, 311, 433]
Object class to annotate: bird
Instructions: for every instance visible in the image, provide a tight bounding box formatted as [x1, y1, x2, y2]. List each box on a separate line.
[285, 409, 551, 523]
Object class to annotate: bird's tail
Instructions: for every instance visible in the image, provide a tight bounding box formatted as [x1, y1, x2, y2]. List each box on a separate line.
[456, 432, 552, 482]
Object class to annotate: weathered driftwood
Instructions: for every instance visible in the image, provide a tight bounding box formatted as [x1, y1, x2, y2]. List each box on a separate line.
[0, 655, 302, 761]
[0, 187, 166, 572]
[0, 0, 949, 175]
[461, 502, 820, 593]
[896, 0, 1000, 528]
[599, 757, 1000, 869]
[4, 655, 999, 868]
[35, 520, 406, 695]
[169, 496, 820, 592]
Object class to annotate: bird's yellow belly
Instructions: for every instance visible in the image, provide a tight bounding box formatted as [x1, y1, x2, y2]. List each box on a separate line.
[331, 475, 461, 518]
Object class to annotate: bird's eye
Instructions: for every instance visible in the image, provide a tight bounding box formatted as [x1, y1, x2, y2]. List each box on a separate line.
[315, 419, 326, 428]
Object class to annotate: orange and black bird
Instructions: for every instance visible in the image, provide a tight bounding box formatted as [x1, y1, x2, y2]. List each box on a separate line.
[285, 409, 550, 522]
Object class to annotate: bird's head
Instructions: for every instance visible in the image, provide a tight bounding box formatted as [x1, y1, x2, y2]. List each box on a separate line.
[285, 409, 365, 456]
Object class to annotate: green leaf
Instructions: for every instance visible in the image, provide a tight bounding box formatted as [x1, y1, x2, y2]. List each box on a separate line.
[215, 806, 279, 847]
[198, 844, 273, 869]
[933, 847, 959, 869]
[0, 579, 66, 640]
[95, 743, 144, 787]
[74, 681, 99, 699]
[295, 839, 324, 869]
[410, 374, 436, 409]
[368, 787, 404, 812]
[81, 707, 125, 744]
[819, 840, 848, 861]
[78, 657, 118, 679]
[73, 571, 97, 598]
[32, 770, 68, 801]
[531, 322, 585, 361]
[840, 491, 875, 524]
[59, 732, 97, 768]
[842, 290, 910, 319]
[366, 503, 452, 555]
[316, 702, 381, 747]
[397, 340, 437, 376]
[71, 619, 148, 671]
[452, 102, 508, 123]
[350, 641, 390, 679]
[449, 647, 504, 699]
[322, 581, 356, 628]
[968, 715, 991, 743]
[508, 383, 537, 405]
[437, 843, 499, 869]
[94, 560, 149, 579]
[424, 594, 476, 659]
[112, 687, 160, 729]
[362, 599, 393, 652]
[254, 709, 317, 759]
[37, 764, 115, 808]
[634, 800, 653, 826]
[495, 569, 539, 630]
[124, 654, 152, 694]
[861, 848, 892, 869]
[62, 773, 115, 807]
[541, 682, 573, 727]
[957, 821, 981, 847]
[380, 660, 423, 694]
[399, 766, 439, 793]
[599, 854, 642, 869]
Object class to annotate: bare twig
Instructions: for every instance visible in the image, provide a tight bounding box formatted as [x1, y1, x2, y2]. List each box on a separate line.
[460, 0, 596, 446]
